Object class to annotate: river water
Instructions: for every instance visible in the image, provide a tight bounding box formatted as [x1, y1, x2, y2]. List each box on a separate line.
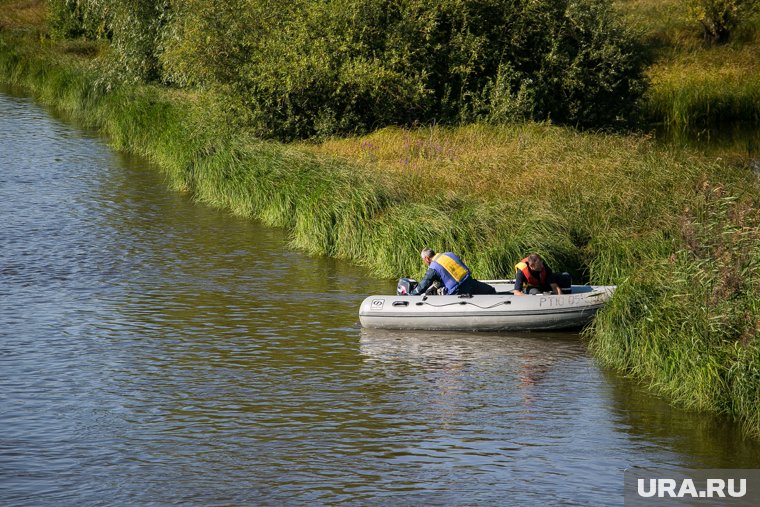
[1, 90, 759, 506]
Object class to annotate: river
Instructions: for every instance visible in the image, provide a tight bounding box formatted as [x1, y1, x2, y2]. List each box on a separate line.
[1, 90, 759, 506]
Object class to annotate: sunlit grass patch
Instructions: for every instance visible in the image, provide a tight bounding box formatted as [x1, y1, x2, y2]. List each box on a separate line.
[615, 0, 702, 50]
[0, 0, 46, 33]
[645, 51, 760, 129]
[302, 123, 658, 200]
[617, 0, 760, 129]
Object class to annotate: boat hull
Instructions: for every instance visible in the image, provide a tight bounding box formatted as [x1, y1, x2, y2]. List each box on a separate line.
[358, 282, 615, 332]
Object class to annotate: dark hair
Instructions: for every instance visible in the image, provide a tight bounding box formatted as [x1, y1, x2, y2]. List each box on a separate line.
[527, 253, 542, 268]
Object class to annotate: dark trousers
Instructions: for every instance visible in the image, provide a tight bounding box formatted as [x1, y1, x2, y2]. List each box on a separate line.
[457, 278, 496, 295]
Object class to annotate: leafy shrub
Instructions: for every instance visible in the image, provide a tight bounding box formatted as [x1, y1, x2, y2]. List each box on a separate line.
[48, 0, 106, 39]
[109, 0, 170, 82]
[48, 0, 169, 82]
[479, 0, 647, 127]
[687, 0, 760, 44]
[161, 0, 437, 139]
[51, 0, 648, 139]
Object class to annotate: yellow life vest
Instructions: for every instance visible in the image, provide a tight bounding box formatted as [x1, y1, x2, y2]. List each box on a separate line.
[432, 253, 469, 283]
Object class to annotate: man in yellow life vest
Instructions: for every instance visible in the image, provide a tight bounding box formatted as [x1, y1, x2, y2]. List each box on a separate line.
[513, 253, 562, 296]
[410, 248, 496, 295]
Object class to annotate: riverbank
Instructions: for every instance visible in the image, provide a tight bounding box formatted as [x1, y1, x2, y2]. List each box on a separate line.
[1, 1, 759, 438]
[620, 0, 760, 129]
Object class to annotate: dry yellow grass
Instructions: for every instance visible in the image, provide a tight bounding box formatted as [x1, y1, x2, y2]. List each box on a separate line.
[300, 122, 677, 209]
[0, 0, 46, 32]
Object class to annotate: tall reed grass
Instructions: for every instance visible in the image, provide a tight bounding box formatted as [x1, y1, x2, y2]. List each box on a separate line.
[645, 57, 760, 129]
[302, 123, 730, 284]
[589, 182, 760, 436]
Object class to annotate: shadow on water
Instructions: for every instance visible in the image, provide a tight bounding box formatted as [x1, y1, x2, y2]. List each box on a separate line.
[358, 327, 583, 374]
[654, 124, 760, 172]
[358, 328, 589, 410]
[601, 370, 760, 470]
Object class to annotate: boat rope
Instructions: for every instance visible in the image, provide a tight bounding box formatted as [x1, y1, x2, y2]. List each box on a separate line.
[417, 300, 512, 310]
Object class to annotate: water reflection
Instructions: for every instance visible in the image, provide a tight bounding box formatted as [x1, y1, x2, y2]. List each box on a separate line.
[359, 328, 579, 405]
[357, 329, 635, 504]
[603, 370, 760, 470]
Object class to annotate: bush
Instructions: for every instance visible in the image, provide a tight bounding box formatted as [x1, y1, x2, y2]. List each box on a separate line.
[687, 0, 760, 44]
[51, 0, 648, 139]
[48, 0, 169, 82]
[48, 0, 106, 39]
[159, 0, 647, 139]
[480, 0, 647, 127]
[109, 0, 170, 82]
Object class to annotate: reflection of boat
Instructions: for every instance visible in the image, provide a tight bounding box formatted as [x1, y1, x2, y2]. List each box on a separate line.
[358, 280, 615, 332]
[359, 327, 584, 364]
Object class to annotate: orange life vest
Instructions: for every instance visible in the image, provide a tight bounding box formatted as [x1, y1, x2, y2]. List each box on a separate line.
[514, 257, 548, 290]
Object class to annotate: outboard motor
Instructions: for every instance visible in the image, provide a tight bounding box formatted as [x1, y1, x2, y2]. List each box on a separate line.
[396, 278, 418, 295]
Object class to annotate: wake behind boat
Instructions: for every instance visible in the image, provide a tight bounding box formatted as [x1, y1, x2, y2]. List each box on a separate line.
[359, 280, 615, 332]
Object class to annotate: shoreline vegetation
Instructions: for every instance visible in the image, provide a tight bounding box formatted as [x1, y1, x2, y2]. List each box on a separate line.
[2, 0, 759, 437]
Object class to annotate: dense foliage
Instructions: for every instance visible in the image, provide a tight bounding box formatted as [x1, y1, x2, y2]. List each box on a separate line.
[687, 0, 760, 44]
[48, 0, 647, 139]
[49, 0, 169, 81]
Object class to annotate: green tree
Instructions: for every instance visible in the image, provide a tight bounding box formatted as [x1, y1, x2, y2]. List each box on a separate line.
[50, 0, 649, 138]
[687, 0, 760, 44]
[110, 0, 171, 82]
[48, 0, 108, 40]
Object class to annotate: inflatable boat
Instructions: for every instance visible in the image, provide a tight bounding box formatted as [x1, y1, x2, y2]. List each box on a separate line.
[358, 280, 615, 332]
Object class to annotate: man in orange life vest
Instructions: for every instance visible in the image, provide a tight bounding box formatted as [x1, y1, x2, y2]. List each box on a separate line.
[513, 253, 562, 296]
[409, 248, 496, 296]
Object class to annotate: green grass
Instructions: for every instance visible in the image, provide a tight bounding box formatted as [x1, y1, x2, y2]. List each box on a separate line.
[645, 52, 760, 129]
[588, 184, 760, 436]
[302, 122, 757, 285]
[616, 0, 760, 129]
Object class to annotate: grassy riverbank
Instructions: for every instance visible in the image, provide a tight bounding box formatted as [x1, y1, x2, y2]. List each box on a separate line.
[620, 0, 760, 129]
[1, 0, 759, 438]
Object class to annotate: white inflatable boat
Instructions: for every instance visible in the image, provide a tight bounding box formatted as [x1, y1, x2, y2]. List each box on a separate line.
[359, 280, 615, 332]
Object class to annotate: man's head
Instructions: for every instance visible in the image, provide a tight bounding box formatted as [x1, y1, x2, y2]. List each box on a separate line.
[421, 247, 436, 266]
[527, 253, 544, 271]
